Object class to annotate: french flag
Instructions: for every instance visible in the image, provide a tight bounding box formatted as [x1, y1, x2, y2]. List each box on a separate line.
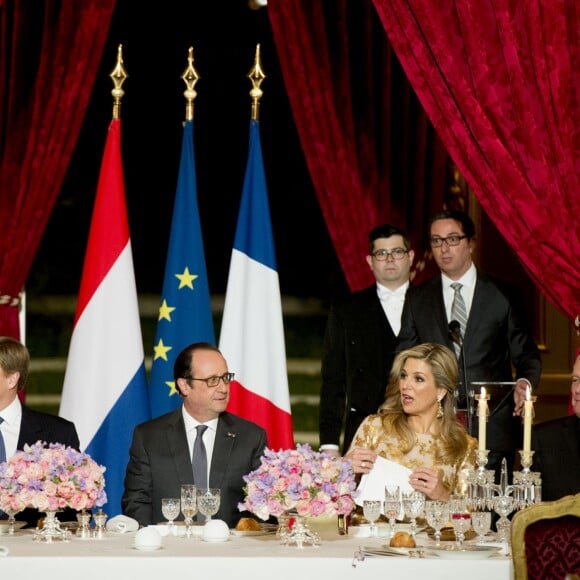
[219, 120, 294, 451]
[59, 119, 150, 516]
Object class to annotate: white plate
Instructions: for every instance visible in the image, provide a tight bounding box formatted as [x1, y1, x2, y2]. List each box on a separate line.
[201, 536, 230, 543]
[363, 545, 425, 557]
[0, 521, 27, 533]
[231, 524, 277, 536]
[132, 544, 163, 551]
[426, 545, 501, 559]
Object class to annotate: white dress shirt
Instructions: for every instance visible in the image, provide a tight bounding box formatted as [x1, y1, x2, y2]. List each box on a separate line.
[376, 281, 409, 336]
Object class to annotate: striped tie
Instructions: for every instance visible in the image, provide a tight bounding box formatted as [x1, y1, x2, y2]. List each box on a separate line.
[450, 283, 468, 357]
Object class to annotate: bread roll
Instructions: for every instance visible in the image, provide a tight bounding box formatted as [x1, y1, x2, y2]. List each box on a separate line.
[389, 531, 416, 548]
[235, 517, 261, 531]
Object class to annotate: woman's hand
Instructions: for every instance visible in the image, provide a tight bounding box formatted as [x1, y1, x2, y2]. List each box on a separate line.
[409, 467, 449, 500]
[344, 447, 377, 474]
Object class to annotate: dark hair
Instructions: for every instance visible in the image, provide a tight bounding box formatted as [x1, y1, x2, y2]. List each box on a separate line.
[368, 224, 411, 253]
[173, 342, 220, 382]
[429, 210, 476, 239]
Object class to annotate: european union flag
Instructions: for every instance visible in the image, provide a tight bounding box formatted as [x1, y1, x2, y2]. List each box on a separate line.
[149, 120, 215, 417]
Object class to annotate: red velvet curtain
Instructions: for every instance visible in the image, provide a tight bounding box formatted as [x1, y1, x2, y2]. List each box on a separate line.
[371, 0, 580, 326]
[0, 0, 116, 338]
[268, 0, 449, 291]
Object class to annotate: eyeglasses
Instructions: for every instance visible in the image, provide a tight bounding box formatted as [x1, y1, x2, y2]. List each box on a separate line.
[430, 235, 468, 248]
[371, 248, 408, 261]
[186, 372, 235, 387]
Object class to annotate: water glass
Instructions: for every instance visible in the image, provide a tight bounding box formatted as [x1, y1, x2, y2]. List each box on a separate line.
[424, 500, 450, 547]
[362, 500, 382, 537]
[471, 511, 492, 544]
[197, 488, 221, 522]
[402, 491, 425, 538]
[161, 497, 181, 530]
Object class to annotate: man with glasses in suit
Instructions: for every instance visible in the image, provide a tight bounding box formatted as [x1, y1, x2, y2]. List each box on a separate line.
[122, 342, 268, 528]
[319, 224, 414, 455]
[397, 209, 541, 481]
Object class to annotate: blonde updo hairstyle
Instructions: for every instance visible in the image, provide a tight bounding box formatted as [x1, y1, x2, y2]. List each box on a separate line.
[378, 343, 469, 462]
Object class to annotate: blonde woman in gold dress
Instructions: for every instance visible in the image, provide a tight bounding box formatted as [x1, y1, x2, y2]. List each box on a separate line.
[345, 343, 477, 500]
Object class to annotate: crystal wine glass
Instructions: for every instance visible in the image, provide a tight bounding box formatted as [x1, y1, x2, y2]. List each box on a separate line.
[161, 497, 181, 531]
[362, 500, 382, 537]
[424, 500, 450, 547]
[402, 490, 426, 538]
[3, 506, 21, 535]
[180, 484, 197, 537]
[384, 485, 401, 539]
[471, 510, 492, 544]
[197, 488, 221, 522]
[449, 496, 471, 549]
[493, 495, 514, 543]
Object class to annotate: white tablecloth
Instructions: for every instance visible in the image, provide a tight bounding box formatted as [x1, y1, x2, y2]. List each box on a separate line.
[0, 519, 513, 580]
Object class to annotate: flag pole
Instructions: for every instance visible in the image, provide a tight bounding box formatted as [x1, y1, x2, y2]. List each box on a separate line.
[182, 47, 200, 122]
[248, 43, 266, 121]
[110, 44, 128, 120]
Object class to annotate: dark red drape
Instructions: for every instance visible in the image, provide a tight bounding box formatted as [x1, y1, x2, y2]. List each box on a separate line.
[268, 0, 449, 291]
[372, 0, 580, 326]
[0, 0, 116, 338]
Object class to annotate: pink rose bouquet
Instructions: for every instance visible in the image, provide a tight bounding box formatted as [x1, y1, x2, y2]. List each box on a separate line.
[238, 443, 357, 520]
[0, 440, 107, 513]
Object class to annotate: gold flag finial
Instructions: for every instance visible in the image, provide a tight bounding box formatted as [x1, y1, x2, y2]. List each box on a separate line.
[182, 47, 200, 121]
[247, 43, 266, 120]
[110, 44, 128, 120]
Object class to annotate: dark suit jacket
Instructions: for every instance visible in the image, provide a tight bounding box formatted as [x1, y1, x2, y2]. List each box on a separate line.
[319, 285, 401, 452]
[531, 415, 580, 501]
[122, 409, 268, 528]
[397, 271, 541, 453]
[16, 405, 80, 527]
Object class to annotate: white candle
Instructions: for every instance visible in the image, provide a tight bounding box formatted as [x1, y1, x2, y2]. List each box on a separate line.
[523, 386, 533, 454]
[478, 387, 487, 451]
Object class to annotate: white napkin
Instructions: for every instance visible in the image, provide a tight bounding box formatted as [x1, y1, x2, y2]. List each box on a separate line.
[106, 514, 139, 533]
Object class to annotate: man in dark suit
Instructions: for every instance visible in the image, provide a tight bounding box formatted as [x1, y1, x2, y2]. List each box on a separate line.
[122, 342, 268, 528]
[531, 354, 580, 501]
[398, 210, 541, 480]
[319, 224, 414, 455]
[0, 336, 80, 527]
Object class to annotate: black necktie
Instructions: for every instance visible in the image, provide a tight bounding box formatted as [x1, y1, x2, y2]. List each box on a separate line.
[0, 417, 6, 517]
[0, 417, 5, 464]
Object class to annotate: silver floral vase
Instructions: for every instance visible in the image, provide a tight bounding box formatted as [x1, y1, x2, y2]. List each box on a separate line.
[33, 510, 72, 543]
[280, 512, 321, 548]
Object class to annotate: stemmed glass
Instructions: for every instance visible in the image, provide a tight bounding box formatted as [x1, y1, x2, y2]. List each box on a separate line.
[197, 488, 221, 522]
[362, 500, 382, 537]
[449, 496, 471, 549]
[180, 484, 197, 537]
[402, 491, 425, 538]
[384, 485, 401, 539]
[493, 495, 515, 543]
[161, 497, 181, 532]
[3, 506, 21, 535]
[424, 500, 450, 547]
[471, 511, 492, 544]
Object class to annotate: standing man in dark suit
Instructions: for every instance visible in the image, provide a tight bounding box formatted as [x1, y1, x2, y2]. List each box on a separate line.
[398, 210, 541, 480]
[0, 336, 80, 526]
[122, 342, 268, 528]
[531, 354, 580, 501]
[319, 224, 414, 455]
